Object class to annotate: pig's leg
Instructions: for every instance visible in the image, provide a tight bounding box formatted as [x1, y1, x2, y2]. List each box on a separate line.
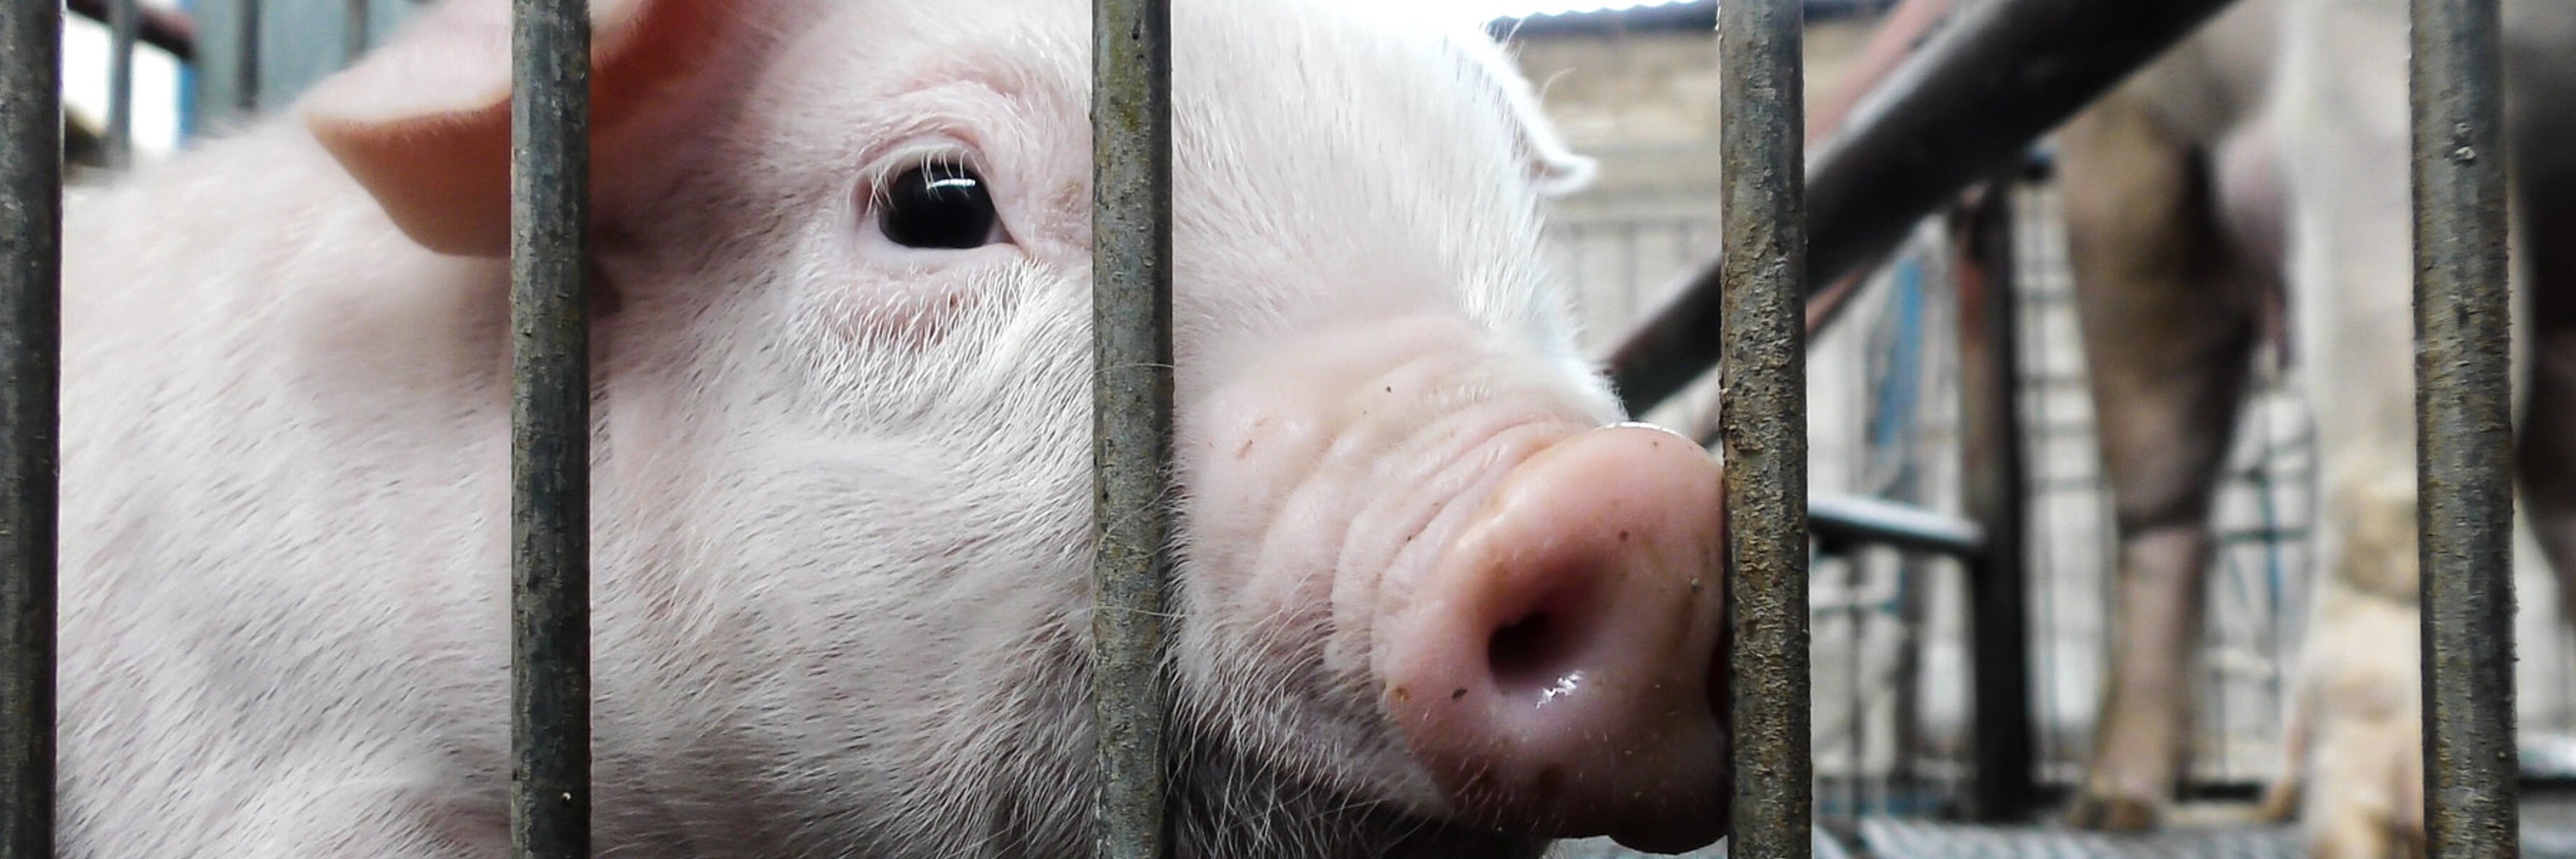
[2288, 569, 2427, 859]
[2058, 87, 2259, 832]
[2271, 3, 2428, 856]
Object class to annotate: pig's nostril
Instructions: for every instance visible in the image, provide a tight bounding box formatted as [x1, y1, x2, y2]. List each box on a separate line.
[1487, 612, 1557, 686]
[1382, 424, 1728, 849]
[1485, 594, 1594, 698]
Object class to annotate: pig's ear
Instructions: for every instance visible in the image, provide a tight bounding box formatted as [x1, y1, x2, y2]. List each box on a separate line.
[1507, 89, 1597, 198]
[1457, 34, 1597, 198]
[299, 0, 725, 257]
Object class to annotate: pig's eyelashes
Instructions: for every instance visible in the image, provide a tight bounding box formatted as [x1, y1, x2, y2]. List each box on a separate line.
[874, 161, 1008, 250]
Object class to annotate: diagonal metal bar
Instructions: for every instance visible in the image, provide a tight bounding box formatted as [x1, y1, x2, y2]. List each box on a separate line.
[1610, 0, 2245, 415]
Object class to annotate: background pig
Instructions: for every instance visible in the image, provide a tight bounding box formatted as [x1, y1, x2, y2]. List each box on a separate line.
[51, 0, 1735, 856]
[2050, 0, 2576, 854]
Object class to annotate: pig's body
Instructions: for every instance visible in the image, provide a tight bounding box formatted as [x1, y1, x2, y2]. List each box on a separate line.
[50, 1, 1735, 856]
[2054, 0, 2576, 853]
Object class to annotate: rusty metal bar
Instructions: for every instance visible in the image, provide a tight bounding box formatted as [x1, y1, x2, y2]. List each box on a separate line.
[0, 0, 58, 856]
[1608, 0, 2244, 414]
[1090, 0, 1175, 856]
[2411, 0, 2516, 851]
[1719, 0, 1809, 850]
[508, 0, 592, 853]
[106, 0, 135, 169]
[1953, 186, 2033, 821]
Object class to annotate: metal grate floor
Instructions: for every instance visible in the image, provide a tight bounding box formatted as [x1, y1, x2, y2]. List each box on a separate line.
[1858, 817, 2301, 859]
[1555, 797, 2576, 859]
[1549, 830, 1854, 859]
[1856, 803, 2576, 859]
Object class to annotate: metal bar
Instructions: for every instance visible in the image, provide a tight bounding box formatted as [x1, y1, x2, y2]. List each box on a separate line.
[64, 0, 195, 64]
[1803, 0, 1955, 142]
[1808, 495, 1984, 560]
[0, 0, 58, 856]
[1718, 0, 1809, 850]
[234, 0, 260, 114]
[2411, 0, 2517, 851]
[344, 0, 370, 64]
[106, 0, 135, 169]
[1607, 0, 2245, 414]
[1953, 186, 2033, 821]
[1486, 0, 1896, 39]
[1090, 0, 1174, 856]
[507, 0, 591, 853]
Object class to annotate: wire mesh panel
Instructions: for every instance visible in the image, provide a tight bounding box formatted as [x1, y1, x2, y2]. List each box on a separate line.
[2003, 176, 2321, 792]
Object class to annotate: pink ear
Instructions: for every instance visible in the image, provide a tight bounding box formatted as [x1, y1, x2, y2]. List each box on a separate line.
[301, 0, 728, 257]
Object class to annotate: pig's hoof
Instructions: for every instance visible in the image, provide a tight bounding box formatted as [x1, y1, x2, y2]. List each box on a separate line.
[2066, 793, 2162, 832]
[2311, 816, 2427, 859]
[2253, 777, 2301, 824]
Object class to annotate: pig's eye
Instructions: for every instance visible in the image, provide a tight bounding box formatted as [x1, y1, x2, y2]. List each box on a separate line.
[877, 162, 1004, 249]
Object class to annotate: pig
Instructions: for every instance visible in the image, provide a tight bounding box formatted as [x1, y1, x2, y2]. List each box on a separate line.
[2044, 0, 2576, 855]
[49, 0, 1737, 856]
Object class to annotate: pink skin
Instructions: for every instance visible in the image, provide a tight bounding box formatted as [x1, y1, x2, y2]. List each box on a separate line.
[50, 0, 1736, 854]
[1378, 424, 1729, 852]
[1176, 318, 1731, 851]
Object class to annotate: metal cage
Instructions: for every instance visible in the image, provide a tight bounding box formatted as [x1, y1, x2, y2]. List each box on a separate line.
[0, 0, 2524, 856]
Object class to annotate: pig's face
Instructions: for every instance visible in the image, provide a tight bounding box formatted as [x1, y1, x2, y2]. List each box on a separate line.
[303, 0, 1731, 854]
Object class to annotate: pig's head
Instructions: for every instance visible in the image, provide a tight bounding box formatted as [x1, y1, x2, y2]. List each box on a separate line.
[300, 0, 1729, 854]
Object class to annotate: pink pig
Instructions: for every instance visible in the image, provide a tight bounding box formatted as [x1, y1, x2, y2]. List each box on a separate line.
[52, 0, 1735, 856]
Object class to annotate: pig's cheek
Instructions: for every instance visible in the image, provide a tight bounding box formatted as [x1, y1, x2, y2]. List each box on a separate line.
[1170, 415, 1355, 699]
[812, 263, 1007, 353]
[1171, 420, 1440, 797]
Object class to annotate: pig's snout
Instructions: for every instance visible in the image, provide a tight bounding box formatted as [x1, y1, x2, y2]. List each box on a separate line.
[1381, 423, 1729, 852]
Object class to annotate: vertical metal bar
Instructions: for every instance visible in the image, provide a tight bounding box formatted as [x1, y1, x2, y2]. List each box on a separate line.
[2411, 0, 2515, 852]
[1090, 0, 1173, 856]
[234, 0, 260, 114]
[343, 0, 370, 64]
[0, 0, 58, 856]
[1953, 185, 2033, 821]
[106, 0, 136, 169]
[1844, 560, 1865, 822]
[1718, 0, 1808, 850]
[508, 0, 590, 854]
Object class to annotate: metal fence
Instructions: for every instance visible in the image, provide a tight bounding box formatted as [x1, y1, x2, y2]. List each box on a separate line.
[0, 0, 2527, 858]
[1552, 162, 2332, 819]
